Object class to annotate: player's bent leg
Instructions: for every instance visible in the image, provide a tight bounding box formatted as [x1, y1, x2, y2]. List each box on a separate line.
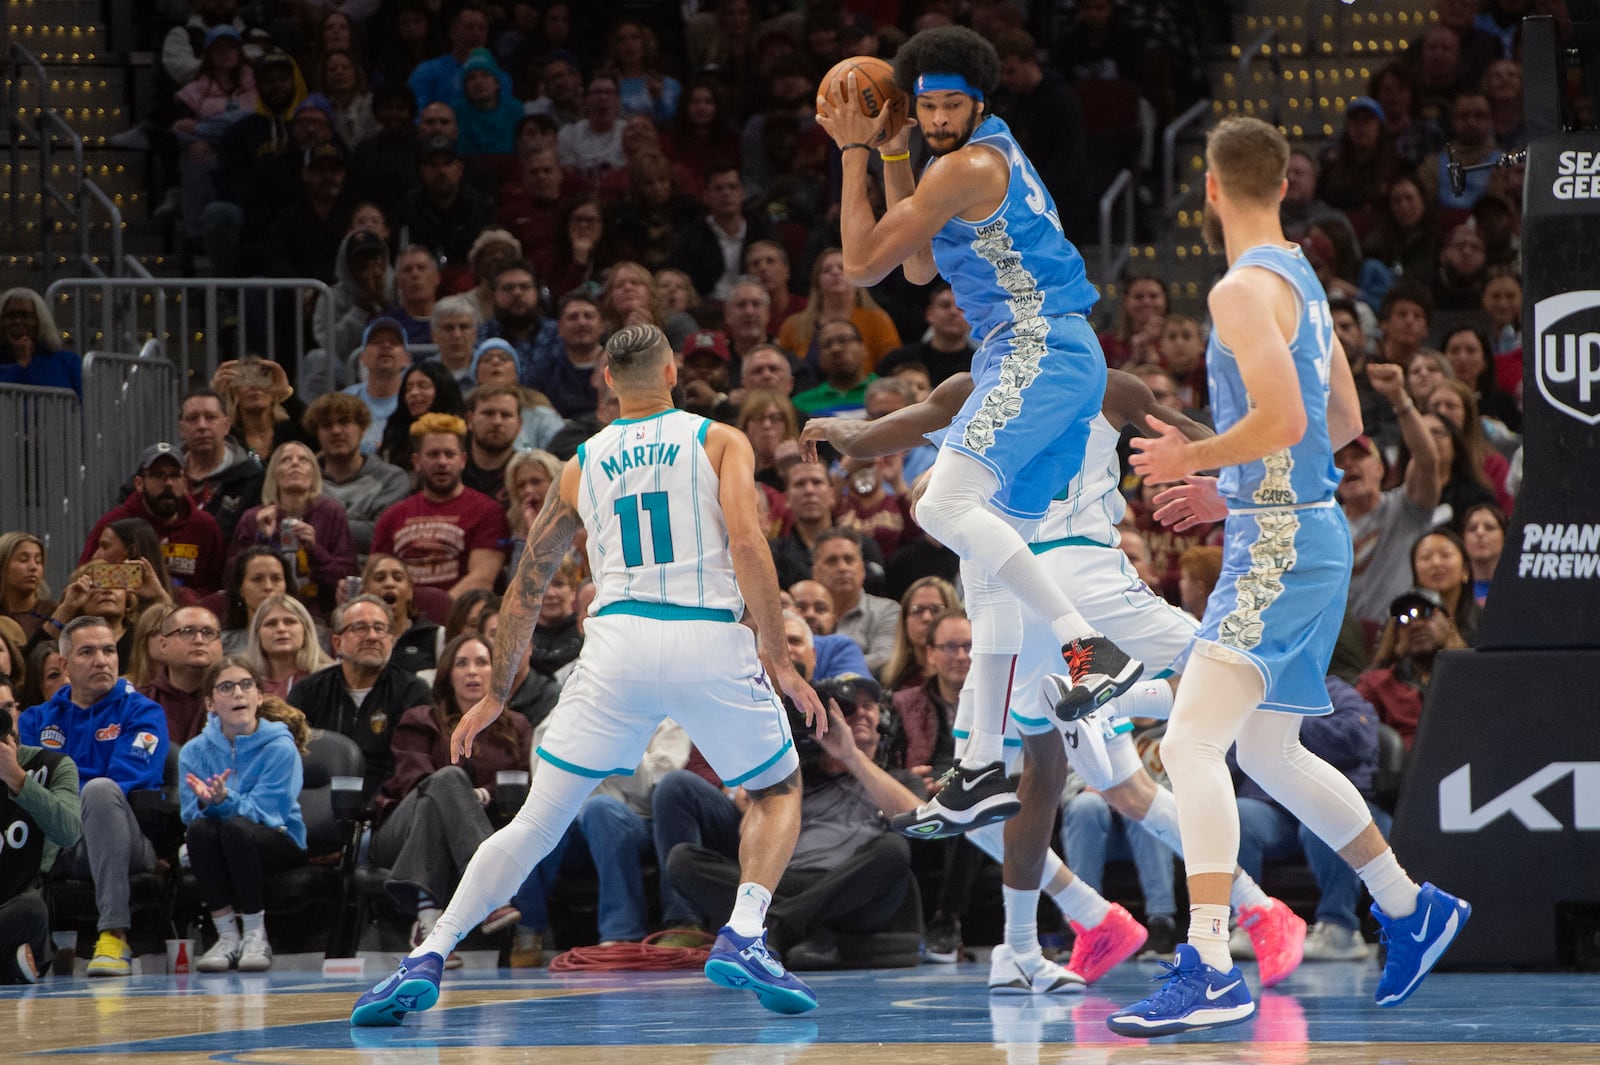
[352, 762, 600, 1026]
[1331, 821, 1471, 1008]
[704, 770, 818, 1015]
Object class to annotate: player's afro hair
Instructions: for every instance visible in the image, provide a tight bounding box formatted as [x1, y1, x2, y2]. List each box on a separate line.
[892, 25, 1001, 99]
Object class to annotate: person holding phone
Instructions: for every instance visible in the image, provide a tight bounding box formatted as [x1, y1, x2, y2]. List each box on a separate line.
[180, 657, 309, 973]
[31, 565, 142, 665]
[88, 519, 175, 607]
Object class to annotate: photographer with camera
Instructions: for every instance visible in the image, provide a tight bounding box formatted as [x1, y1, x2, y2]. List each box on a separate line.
[662, 674, 923, 969]
[0, 672, 83, 983]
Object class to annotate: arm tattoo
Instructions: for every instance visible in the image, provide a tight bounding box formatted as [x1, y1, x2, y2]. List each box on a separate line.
[489, 495, 583, 704]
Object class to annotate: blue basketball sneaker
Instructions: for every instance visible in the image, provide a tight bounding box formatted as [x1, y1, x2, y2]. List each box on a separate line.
[1372, 882, 1471, 1007]
[350, 951, 444, 1027]
[1106, 944, 1255, 1037]
[703, 926, 819, 1015]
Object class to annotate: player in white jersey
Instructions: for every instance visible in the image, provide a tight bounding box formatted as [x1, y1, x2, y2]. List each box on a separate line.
[352, 325, 828, 1025]
[802, 370, 1307, 993]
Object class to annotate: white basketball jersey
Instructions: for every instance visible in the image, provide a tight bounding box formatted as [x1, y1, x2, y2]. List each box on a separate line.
[1031, 413, 1125, 548]
[576, 410, 745, 618]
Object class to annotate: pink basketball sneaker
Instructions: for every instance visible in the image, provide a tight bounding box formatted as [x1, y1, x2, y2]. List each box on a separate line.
[1237, 898, 1306, 988]
[1066, 903, 1148, 985]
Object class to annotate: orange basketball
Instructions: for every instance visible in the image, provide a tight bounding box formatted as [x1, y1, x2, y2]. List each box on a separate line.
[820, 55, 907, 140]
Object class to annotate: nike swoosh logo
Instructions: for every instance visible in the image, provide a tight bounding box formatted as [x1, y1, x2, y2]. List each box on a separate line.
[1206, 980, 1241, 1000]
[967, 764, 1001, 786]
[1411, 904, 1432, 942]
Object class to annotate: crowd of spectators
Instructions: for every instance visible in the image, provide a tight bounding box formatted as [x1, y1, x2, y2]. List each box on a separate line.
[0, 0, 1539, 980]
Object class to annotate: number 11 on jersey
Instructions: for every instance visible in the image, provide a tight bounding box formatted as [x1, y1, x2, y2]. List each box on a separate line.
[614, 491, 675, 567]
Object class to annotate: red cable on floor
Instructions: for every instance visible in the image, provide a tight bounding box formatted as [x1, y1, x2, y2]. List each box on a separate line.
[547, 929, 714, 971]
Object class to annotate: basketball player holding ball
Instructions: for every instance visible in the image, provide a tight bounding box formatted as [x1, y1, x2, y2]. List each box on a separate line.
[816, 29, 1142, 873]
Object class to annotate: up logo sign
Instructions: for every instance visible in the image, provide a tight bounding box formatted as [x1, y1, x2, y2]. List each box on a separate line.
[1533, 291, 1600, 425]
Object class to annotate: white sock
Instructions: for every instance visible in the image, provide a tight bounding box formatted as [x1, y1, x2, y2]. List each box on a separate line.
[420, 764, 599, 960]
[212, 913, 240, 944]
[1187, 903, 1233, 972]
[1003, 886, 1041, 955]
[1109, 680, 1176, 720]
[1136, 786, 1185, 854]
[238, 911, 265, 937]
[1357, 850, 1420, 919]
[1230, 872, 1271, 911]
[1052, 875, 1111, 929]
[962, 727, 1005, 767]
[728, 882, 772, 937]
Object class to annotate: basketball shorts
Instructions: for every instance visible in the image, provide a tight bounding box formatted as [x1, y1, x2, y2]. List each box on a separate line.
[944, 313, 1107, 521]
[535, 614, 798, 790]
[1004, 539, 1197, 787]
[1194, 504, 1353, 715]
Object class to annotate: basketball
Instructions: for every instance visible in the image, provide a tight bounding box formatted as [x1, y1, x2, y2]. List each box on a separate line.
[819, 55, 907, 140]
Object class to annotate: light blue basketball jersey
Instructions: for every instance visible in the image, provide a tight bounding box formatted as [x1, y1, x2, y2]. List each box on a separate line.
[1207, 245, 1342, 511]
[929, 116, 1099, 336]
[576, 410, 744, 618]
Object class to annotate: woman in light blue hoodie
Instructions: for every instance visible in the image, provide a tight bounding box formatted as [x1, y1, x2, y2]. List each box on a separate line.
[180, 656, 308, 973]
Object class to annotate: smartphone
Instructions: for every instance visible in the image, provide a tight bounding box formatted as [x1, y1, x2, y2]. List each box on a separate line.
[235, 361, 276, 390]
[86, 561, 144, 590]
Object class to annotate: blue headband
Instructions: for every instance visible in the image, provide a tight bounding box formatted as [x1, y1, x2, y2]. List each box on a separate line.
[913, 72, 983, 101]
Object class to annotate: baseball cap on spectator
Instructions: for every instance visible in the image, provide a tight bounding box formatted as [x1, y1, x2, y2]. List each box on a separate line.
[346, 230, 388, 265]
[462, 48, 501, 77]
[681, 330, 730, 363]
[295, 94, 336, 124]
[204, 24, 242, 49]
[1345, 96, 1385, 124]
[1335, 434, 1380, 461]
[1390, 586, 1446, 621]
[304, 141, 348, 170]
[136, 442, 183, 475]
[363, 317, 408, 349]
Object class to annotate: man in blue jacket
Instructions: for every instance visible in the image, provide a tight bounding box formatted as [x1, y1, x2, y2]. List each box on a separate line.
[18, 616, 169, 978]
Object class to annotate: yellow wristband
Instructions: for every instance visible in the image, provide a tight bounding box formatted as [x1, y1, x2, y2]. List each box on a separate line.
[879, 150, 910, 162]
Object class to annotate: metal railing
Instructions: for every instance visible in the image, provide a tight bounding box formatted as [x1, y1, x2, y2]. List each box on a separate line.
[1097, 170, 1136, 291]
[1237, 27, 1286, 130]
[1161, 98, 1213, 223]
[5, 42, 124, 280]
[79, 341, 180, 523]
[45, 276, 338, 386]
[0, 383, 85, 591]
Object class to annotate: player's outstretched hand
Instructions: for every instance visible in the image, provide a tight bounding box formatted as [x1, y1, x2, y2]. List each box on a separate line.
[452, 696, 507, 763]
[774, 664, 828, 737]
[1151, 475, 1228, 531]
[1129, 415, 1196, 484]
[799, 416, 862, 462]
